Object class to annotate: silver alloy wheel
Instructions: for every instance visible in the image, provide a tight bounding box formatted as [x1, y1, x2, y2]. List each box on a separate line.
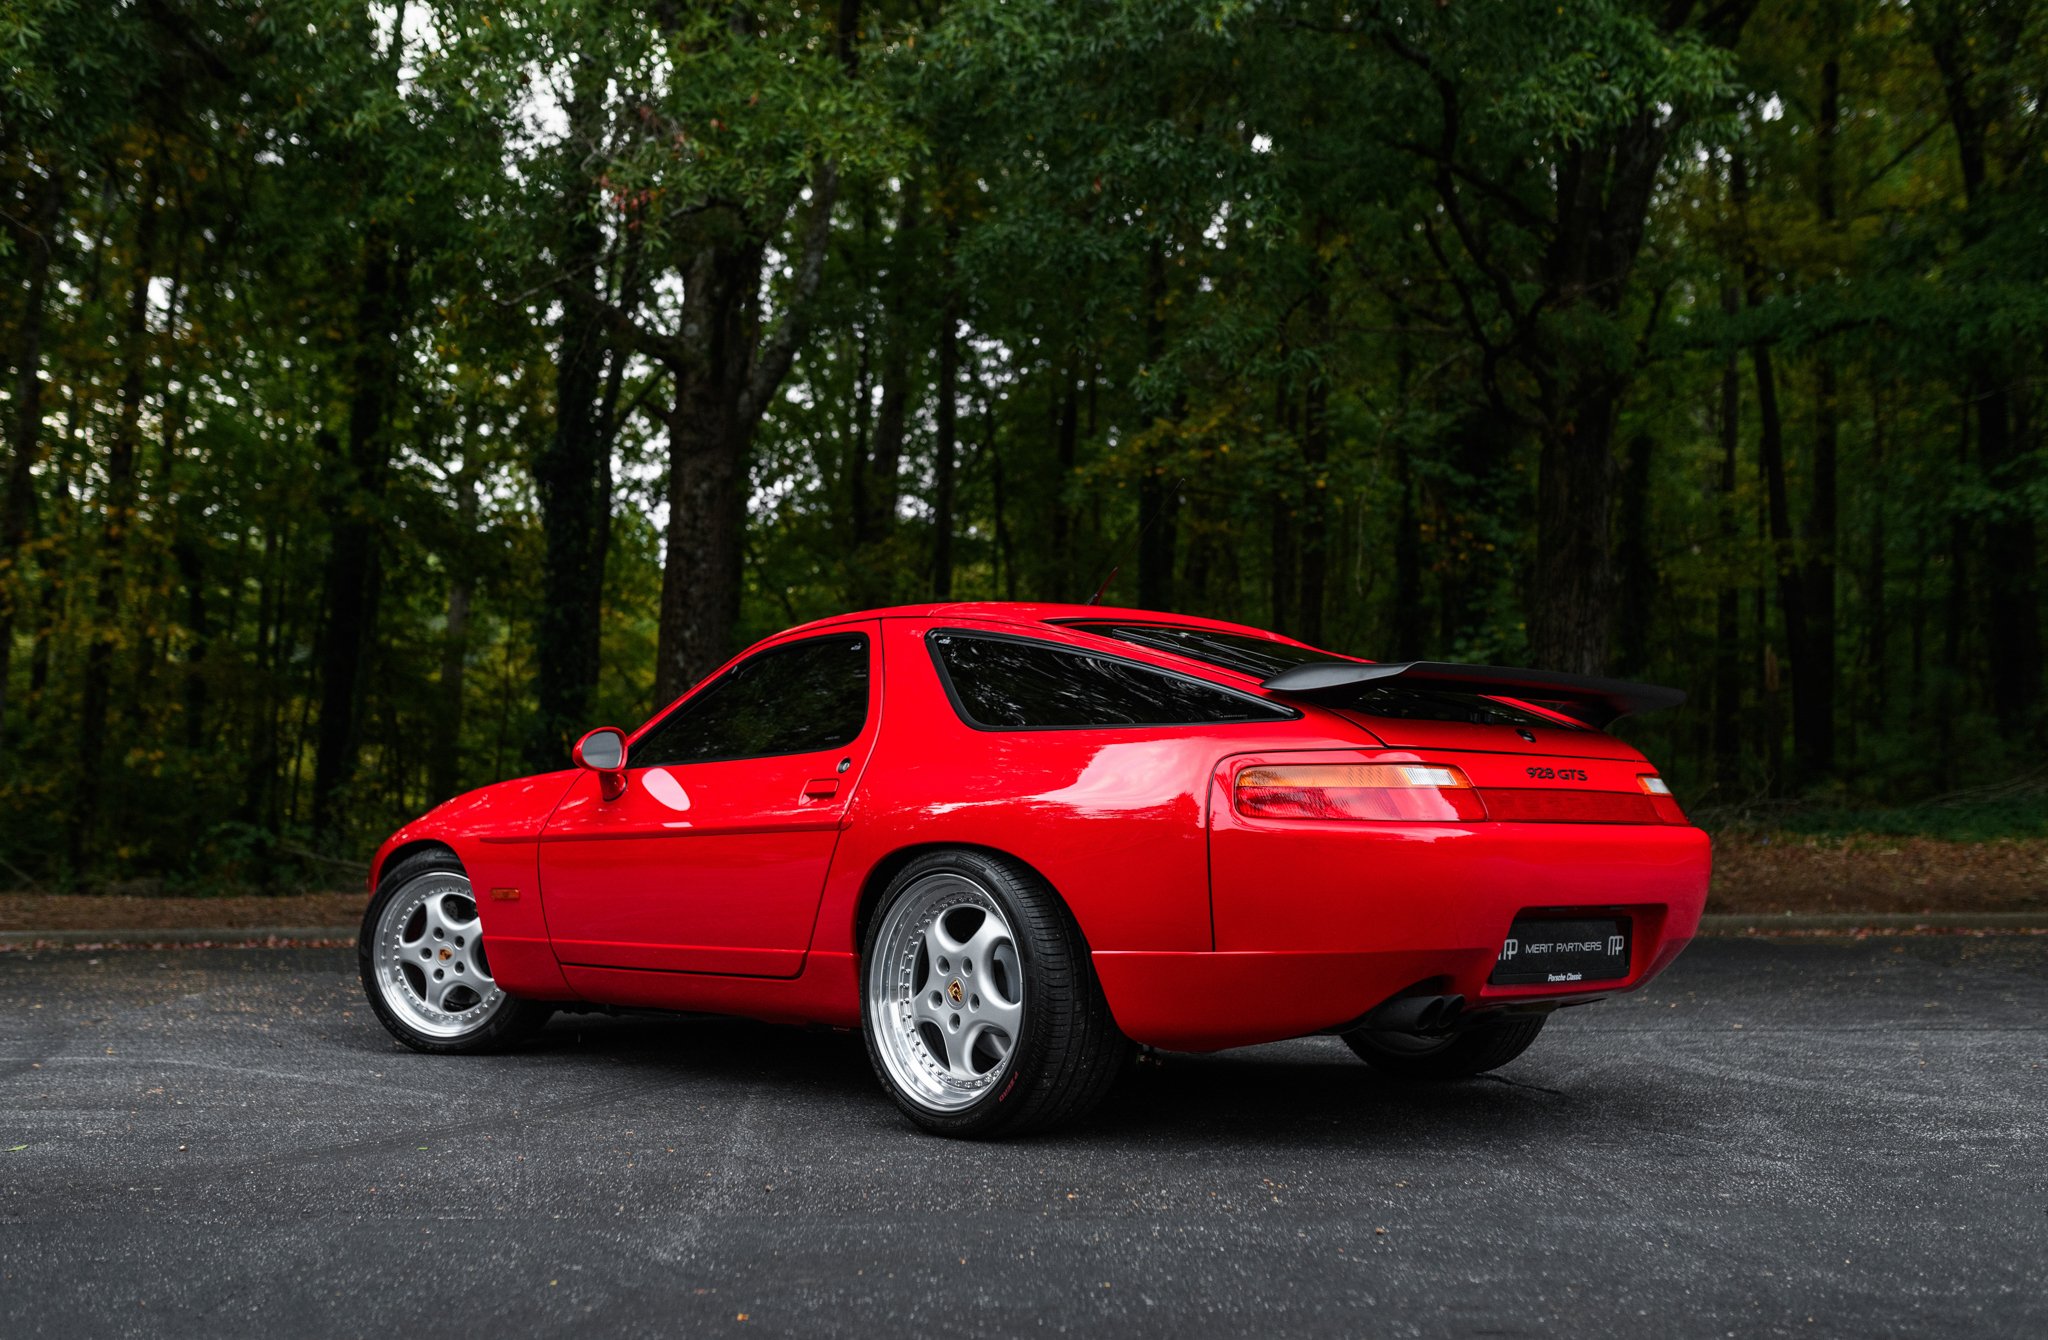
[370, 870, 507, 1040]
[867, 871, 1025, 1113]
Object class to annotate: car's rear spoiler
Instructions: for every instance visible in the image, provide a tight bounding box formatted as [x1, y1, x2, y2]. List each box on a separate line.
[1258, 661, 1685, 729]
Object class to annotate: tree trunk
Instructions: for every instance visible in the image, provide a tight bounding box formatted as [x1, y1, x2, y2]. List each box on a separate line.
[1138, 243, 1179, 612]
[0, 170, 60, 750]
[73, 157, 161, 872]
[311, 234, 406, 839]
[986, 379, 1016, 601]
[1974, 378, 2041, 726]
[1268, 493, 1297, 636]
[530, 108, 617, 770]
[1294, 265, 1333, 643]
[1735, 155, 1814, 786]
[649, 145, 841, 697]
[1800, 53, 1841, 775]
[654, 244, 756, 703]
[1296, 374, 1330, 644]
[1750, 336, 1808, 789]
[1525, 118, 1668, 676]
[1529, 386, 1618, 675]
[431, 461, 478, 803]
[1047, 362, 1080, 599]
[1713, 288, 1743, 791]
[1917, 4, 2041, 728]
[1862, 387, 1888, 722]
[851, 181, 919, 603]
[175, 520, 209, 753]
[242, 522, 284, 828]
[930, 299, 959, 600]
[1613, 432, 1654, 678]
[1391, 446, 1423, 660]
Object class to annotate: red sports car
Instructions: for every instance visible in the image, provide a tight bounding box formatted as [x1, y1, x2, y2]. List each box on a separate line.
[359, 603, 1709, 1135]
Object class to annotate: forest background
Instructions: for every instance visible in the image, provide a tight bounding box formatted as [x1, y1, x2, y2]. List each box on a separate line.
[3, 0, 2045, 893]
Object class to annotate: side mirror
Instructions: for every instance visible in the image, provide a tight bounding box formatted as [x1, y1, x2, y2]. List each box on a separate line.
[572, 727, 629, 801]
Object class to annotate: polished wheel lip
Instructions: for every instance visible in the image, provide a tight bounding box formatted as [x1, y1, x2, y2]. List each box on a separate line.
[867, 871, 1023, 1114]
[371, 870, 507, 1040]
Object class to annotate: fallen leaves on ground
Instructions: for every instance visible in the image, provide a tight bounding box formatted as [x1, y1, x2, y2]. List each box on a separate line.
[1709, 834, 2047, 916]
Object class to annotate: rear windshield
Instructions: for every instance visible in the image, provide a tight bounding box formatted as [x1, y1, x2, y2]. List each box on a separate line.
[1070, 622, 1579, 730]
[930, 630, 1295, 730]
[1064, 623, 1337, 677]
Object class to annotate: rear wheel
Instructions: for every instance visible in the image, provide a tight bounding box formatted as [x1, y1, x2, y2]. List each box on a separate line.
[358, 850, 552, 1054]
[1342, 1015, 1547, 1080]
[861, 849, 1129, 1137]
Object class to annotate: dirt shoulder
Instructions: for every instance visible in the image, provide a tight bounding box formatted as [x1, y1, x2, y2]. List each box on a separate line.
[3, 834, 2044, 931]
[0, 891, 367, 933]
[1706, 834, 2047, 915]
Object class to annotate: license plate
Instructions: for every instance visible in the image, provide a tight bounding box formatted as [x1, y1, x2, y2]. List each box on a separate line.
[1489, 916, 1631, 985]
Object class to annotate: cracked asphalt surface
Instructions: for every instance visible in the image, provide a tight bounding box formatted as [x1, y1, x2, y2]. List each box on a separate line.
[2, 936, 2044, 1338]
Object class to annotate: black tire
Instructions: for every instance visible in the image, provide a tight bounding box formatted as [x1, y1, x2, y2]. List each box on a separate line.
[860, 849, 1130, 1137]
[358, 849, 554, 1055]
[1342, 1015, 1547, 1080]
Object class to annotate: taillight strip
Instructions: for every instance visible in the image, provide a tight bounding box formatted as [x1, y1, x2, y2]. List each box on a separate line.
[1234, 763, 1485, 823]
[1233, 763, 1690, 825]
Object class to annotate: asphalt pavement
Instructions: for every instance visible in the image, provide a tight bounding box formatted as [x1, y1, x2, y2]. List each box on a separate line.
[2, 936, 2043, 1338]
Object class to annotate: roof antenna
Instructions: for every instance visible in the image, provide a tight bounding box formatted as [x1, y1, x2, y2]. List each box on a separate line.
[1085, 564, 1120, 607]
[1083, 475, 1185, 606]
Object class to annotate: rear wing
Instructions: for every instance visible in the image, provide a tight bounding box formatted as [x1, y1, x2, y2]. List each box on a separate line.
[1258, 660, 1685, 729]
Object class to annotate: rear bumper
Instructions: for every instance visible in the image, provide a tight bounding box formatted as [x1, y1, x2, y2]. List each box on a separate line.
[1094, 930, 1693, 1051]
[1094, 799, 1710, 1051]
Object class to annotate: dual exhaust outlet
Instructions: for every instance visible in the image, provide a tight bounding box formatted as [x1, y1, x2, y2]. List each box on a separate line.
[1366, 992, 1466, 1035]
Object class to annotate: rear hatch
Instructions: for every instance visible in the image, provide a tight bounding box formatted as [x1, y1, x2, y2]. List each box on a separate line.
[1265, 674, 1682, 825]
[1059, 622, 1682, 819]
[1322, 701, 1644, 761]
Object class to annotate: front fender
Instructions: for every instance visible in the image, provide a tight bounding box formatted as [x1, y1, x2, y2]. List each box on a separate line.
[367, 771, 584, 1001]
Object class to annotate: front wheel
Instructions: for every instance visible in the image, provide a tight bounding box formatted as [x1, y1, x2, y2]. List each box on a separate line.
[1342, 1015, 1548, 1080]
[861, 849, 1129, 1137]
[358, 850, 552, 1054]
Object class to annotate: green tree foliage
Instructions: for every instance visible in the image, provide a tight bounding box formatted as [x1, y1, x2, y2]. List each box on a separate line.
[0, 0, 2042, 888]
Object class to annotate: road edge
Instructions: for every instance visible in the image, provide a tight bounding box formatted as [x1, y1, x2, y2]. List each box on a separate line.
[3, 911, 2047, 950]
[0, 927, 357, 949]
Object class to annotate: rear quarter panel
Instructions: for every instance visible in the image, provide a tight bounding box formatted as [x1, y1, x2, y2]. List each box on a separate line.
[813, 617, 1340, 958]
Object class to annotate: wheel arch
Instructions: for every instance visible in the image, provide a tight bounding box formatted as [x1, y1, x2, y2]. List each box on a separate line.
[850, 841, 1088, 958]
[371, 837, 460, 889]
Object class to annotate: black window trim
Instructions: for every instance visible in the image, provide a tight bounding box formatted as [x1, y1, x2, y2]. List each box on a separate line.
[925, 626, 1300, 733]
[1051, 618, 1359, 679]
[628, 629, 875, 766]
[1053, 619, 1588, 732]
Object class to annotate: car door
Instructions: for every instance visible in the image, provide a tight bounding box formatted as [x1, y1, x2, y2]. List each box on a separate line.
[537, 625, 881, 977]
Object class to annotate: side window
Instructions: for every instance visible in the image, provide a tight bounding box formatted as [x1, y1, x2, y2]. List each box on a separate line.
[632, 633, 870, 767]
[929, 630, 1295, 730]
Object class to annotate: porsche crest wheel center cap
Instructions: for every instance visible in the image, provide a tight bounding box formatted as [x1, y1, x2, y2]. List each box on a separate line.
[947, 978, 965, 1007]
[438, 947, 453, 962]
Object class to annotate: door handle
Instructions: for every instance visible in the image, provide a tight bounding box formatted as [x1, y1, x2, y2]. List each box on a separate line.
[802, 777, 840, 800]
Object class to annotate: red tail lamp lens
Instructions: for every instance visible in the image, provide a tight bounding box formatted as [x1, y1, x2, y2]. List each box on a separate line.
[1638, 774, 1688, 824]
[1235, 764, 1486, 822]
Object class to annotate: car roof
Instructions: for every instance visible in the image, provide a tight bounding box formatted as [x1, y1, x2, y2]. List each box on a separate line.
[778, 602, 1314, 647]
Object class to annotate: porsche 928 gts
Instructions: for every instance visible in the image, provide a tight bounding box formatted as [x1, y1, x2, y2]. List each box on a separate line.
[359, 604, 1708, 1136]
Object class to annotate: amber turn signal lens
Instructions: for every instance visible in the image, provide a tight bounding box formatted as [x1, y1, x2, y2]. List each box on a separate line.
[1235, 763, 1486, 822]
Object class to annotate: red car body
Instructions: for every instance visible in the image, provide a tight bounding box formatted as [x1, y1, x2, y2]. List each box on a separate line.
[367, 603, 1711, 1052]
